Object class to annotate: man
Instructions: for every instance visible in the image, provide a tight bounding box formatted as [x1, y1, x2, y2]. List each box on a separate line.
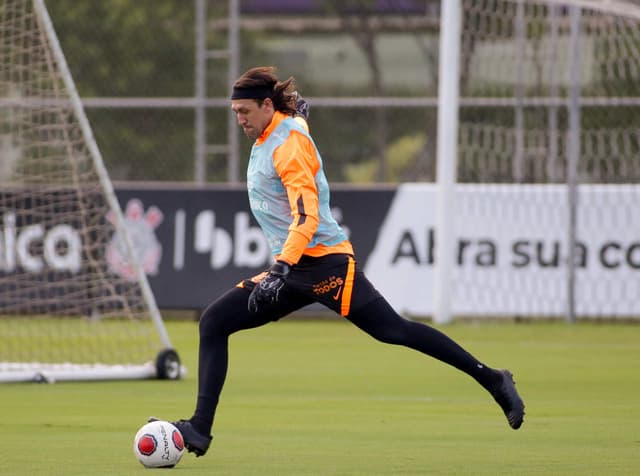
[153, 66, 524, 457]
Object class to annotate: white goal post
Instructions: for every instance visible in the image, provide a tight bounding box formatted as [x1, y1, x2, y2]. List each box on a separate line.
[0, 0, 182, 382]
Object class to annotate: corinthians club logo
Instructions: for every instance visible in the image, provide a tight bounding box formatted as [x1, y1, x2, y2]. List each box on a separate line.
[106, 199, 163, 281]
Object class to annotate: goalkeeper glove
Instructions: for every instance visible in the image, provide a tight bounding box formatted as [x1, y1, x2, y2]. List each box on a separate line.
[248, 260, 291, 312]
[294, 92, 310, 120]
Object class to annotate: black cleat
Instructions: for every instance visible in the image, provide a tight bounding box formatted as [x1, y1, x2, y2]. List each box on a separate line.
[490, 369, 525, 430]
[148, 417, 212, 457]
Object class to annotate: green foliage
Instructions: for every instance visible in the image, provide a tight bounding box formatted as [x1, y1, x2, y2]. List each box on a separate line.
[3, 319, 639, 475]
[344, 133, 426, 183]
[40, 2, 640, 184]
[47, 0, 194, 97]
[47, 0, 196, 181]
[310, 107, 434, 182]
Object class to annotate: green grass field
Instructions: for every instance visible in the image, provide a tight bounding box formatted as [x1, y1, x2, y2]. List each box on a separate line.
[3, 318, 639, 475]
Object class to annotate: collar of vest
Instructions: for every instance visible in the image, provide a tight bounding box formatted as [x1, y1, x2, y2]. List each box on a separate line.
[256, 110, 288, 145]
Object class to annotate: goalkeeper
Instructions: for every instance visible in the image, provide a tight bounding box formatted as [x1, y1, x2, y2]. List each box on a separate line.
[154, 66, 525, 457]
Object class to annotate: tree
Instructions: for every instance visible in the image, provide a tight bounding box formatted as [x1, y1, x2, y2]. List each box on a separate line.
[47, 0, 195, 180]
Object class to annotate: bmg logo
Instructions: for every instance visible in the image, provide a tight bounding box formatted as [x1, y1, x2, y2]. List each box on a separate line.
[192, 210, 271, 269]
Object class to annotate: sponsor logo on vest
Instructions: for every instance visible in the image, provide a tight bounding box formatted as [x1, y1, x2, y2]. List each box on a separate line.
[312, 275, 344, 296]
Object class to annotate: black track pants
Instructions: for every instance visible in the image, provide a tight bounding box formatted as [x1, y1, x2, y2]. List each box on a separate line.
[191, 254, 501, 435]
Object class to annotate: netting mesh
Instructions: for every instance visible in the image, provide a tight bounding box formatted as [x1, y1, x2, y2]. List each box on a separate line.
[451, 0, 640, 318]
[0, 0, 164, 374]
[458, 0, 640, 184]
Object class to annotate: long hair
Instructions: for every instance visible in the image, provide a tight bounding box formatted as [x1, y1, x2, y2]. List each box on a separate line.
[233, 66, 297, 115]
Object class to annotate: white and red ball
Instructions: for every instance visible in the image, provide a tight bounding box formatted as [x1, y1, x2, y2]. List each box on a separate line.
[133, 420, 185, 468]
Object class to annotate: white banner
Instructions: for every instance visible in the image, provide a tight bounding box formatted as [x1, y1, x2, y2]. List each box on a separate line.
[364, 183, 640, 317]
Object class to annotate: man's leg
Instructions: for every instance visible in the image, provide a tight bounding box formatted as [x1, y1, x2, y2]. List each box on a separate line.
[346, 293, 525, 429]
[181, 284, 311, 455]
[282, 256, 524, 429]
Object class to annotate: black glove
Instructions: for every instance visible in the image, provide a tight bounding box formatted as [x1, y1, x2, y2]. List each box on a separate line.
[295, 92, 309, 120]
[248, 260, 291, 312]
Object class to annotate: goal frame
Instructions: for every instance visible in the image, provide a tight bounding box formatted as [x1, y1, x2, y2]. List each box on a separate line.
[0, 0, 181, 382]
[433, 0, 640, 324]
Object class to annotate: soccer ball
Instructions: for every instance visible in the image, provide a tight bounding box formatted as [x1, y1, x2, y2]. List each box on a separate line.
[133, 420, 185, 468]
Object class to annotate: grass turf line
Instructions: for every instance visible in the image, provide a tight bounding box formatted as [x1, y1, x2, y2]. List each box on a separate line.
[3, 319, 639, 475]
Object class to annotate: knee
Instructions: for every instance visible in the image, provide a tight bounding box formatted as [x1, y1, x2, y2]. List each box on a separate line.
[198, 302, 231, 338]
[348, 298, 412, 345]
[198, 286, 256, 338]
[371, 320, 412, 345]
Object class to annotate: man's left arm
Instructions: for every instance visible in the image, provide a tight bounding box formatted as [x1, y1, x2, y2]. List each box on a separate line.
[272, 130, 321, 266]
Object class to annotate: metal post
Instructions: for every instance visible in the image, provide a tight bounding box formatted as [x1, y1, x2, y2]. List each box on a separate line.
[547, 4, 559, 182]
[433, 0, 461, 325]
[514, 0, 525, 182]
[566, 6, 582, 323]
[227, 0, 240, 183]
[194, 0, 206, 184]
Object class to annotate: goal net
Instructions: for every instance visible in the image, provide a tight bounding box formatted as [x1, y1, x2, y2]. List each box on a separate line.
[446, 0, 640, 319]
[0, 0, 181, 382]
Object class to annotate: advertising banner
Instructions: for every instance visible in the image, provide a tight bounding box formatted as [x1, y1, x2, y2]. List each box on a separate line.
[114, 184, 639, 317]
[2, 184, 637, 317]
[364, 184, 639, 317]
